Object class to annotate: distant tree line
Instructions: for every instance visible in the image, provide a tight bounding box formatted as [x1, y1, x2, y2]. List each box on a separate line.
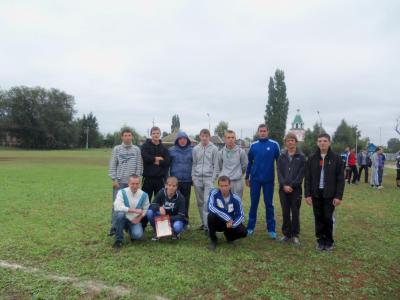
[0, 86, 141, 149]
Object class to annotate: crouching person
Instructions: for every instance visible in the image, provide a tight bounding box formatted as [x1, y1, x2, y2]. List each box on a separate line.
[113, 175, 150, 249]
[147, 176, 187, 241]
[207, 176, 247, 251]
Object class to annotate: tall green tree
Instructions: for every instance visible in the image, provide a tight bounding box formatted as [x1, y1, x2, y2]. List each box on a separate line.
[171, 114, 180, 132]
[76, 112, 102, 148]
[0, 86, 77, 149]
[332, 119, 361, 153]
[264, 69, 289, 146]
[387, 138, 400, 152]
[214, 121, 229, 138]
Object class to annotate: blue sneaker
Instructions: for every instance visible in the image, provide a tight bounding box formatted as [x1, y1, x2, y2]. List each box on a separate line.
[247, 229, 254, 237]
[268, 231, 277, 240]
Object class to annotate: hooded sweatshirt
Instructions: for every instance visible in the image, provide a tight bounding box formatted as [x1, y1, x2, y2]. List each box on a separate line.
[218, 145, 248, 181]
[192, 141, 219, 181]
[169, 131, 193, 182]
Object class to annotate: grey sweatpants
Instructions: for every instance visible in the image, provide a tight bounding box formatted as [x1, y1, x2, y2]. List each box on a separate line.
[193, 177, 214, 229]
[230, 179, 244, 199]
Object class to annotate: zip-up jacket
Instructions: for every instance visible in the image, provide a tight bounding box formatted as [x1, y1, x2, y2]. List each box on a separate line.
[108, 143, 143, 184]
[207, 188, 244, 228]
[141, 139, 170, 178]
[192, 142, 219, 181]
[245, 138, 280, 183]
[277, 148, 305, 189]
[169, 131, 193, 182]
[304, 148, 345, 200]
[150, 188, 186, 223]
[218, 145, 248, 181]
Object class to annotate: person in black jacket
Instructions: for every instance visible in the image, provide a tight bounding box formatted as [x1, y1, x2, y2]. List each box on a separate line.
[277, 133, 305, 245]
[304, 133, 344, 251]
[141, 126, 170, 201]
[146, 176, 187, 240]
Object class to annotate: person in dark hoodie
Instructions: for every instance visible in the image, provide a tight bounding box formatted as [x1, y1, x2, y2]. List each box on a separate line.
[169, 131, 193, 220]
[277, 133, 305, 245]
[147, 176, 187, 240]
[141, 126, 170, 201]
[304, 133, 344, 251]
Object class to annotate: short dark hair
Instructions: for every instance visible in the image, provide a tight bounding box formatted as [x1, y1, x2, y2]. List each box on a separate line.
[120, 127, 133, 136]
[224, 129, 235, 137]
[199, 128, 210, 136]
[150, 126, 161, 134]
[258, 124, 268, 131]
[128, 175, 140, 181]
[218, 175, 231, 184]
[317, 133, 331, 141]
[166, 176, 178, 185]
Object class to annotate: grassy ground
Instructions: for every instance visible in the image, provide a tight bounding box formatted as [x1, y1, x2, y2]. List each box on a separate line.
[0, 149, 399, 299]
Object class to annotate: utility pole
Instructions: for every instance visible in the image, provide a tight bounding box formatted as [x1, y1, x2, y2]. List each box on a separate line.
[317, 111, 322, 134]
[207, 113, 210, 133]
[85, 127, 89, 150]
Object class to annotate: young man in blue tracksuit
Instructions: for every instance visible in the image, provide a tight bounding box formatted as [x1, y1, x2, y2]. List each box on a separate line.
[245, 124, 280, 239]
[207, 176, 247, 251]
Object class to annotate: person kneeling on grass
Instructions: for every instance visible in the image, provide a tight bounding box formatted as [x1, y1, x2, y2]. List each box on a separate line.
[113, 175, 150, 249]
[207, 176, 247, 251]
[147, 176, 187, 241]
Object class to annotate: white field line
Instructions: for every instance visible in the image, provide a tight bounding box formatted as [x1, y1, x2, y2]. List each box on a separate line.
[0, 260, 168, 299]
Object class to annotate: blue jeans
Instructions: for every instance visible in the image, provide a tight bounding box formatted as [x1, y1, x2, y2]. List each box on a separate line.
[248, 181, 276, 232]
[111, 183, 129, 229]
[146, 210, 185, 235]
[114, 212, 144, 242]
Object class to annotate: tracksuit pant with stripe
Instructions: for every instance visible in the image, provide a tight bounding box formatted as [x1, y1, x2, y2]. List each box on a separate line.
[247, 180, 276, 233]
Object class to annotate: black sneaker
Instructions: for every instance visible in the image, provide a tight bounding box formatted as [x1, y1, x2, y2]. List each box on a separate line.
[208, 241, 217, 251]
[198, 224, 205, 231]
[113, 241, 122, 249]
[108, 228, 116, 236]
[315, 243, 324, 251]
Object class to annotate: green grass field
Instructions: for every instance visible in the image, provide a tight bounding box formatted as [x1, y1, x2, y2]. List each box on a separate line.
[0, 149, 399, 299]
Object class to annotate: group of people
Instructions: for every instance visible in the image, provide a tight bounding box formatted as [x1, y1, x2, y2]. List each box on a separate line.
[341, 146, 389, 189]
[108, 125, 344, 252]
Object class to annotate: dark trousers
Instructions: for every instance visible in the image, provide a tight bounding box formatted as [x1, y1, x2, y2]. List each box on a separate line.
[142, 177, 165, 201]
[358, 165, 369, 183]
[378, 168, 384, 186]
[312, 190, 335, 246]
[178, 181, 192, 219]
[279, 188, 302, 238]
[207, 213, 247, 242]
[347, 165, 358, 183]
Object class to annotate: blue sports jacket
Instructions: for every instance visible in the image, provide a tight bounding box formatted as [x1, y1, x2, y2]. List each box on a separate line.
[245, 138, 280, 183]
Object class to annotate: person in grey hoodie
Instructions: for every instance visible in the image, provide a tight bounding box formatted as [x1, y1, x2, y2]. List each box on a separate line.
[108, 128, 143, 236]
[217, 130, 248, 198]
[192, 128, 219, 232]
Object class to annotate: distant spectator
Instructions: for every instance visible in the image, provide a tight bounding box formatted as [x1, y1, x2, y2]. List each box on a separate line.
[347, 148, 358, 184]
[396, 153, 400, 188]
[357, 149, 370, 183]
[378, 149, 386, 187]
[370, 147, 383, 189]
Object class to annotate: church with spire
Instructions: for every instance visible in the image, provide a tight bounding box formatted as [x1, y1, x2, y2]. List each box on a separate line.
[288, 109, 305, 142]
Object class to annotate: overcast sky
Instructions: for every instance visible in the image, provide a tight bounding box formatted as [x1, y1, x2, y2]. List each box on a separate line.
[1, 0, 399, 145]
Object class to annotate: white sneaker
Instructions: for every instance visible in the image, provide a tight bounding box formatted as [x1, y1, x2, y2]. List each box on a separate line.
[377, 185, 384, 190]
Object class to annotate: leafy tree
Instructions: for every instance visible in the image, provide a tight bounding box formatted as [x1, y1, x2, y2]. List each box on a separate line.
[76, 112, 102, 148]
[264, 69, 289, 146]
[171, 114, 180, 132]
[387, 138, 400, 152]
[332, 119, 360, 153]
[162, 131, 169, 138]
[299, 122, 326, 157]
[214, 121, 229, 138]
[0, 86, 77, 149]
